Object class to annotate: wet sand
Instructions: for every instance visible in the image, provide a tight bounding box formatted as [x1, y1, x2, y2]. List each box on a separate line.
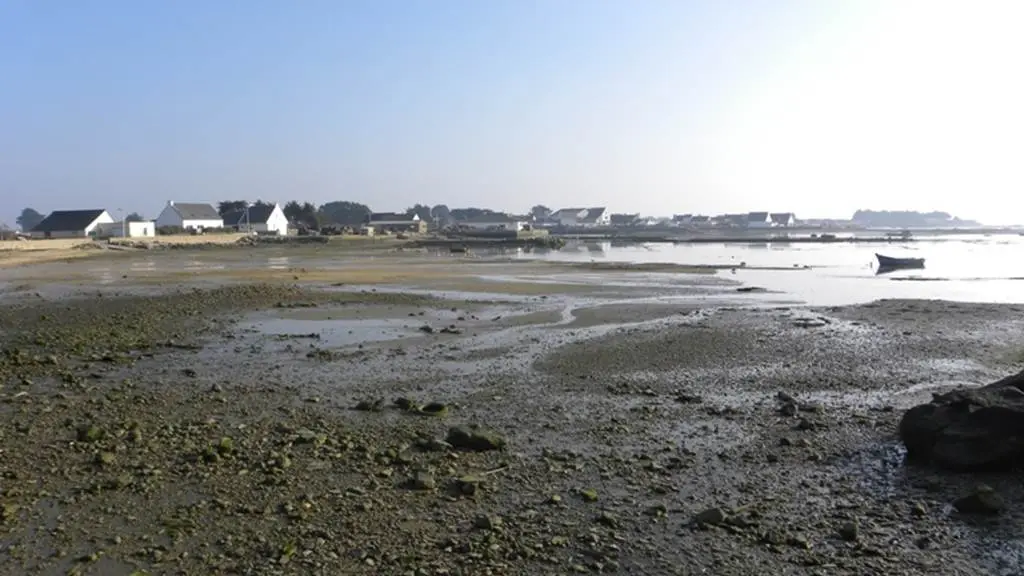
[1, 250, 1023, 575]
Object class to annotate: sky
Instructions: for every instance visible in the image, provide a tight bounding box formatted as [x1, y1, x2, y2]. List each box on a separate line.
[2, 0, 1023, 226]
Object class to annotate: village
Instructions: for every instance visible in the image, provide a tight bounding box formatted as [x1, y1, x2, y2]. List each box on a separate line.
[17, 201, 815, 239]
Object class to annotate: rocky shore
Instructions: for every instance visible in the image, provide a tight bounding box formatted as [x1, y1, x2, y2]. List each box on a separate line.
[2, 282, 1024, 575]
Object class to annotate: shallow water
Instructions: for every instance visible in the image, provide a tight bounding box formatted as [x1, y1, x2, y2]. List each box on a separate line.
[510, 235, 1024, 305]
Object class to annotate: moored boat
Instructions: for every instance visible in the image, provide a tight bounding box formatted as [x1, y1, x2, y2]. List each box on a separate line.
[876, 253, 925, 269]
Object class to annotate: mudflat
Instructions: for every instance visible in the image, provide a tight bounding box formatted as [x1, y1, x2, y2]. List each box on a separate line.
[1, 248, 1023, 576]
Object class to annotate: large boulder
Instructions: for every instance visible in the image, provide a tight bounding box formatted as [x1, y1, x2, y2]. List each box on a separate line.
[898, 369, 1024, 471]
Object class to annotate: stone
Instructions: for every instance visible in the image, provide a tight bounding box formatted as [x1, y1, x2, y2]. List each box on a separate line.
[416, 403, 449, 417]
[473, 514, 502, 530]
[837, 520, 859, 542]
[693, 507, 727, 526]
[409, 470, 435, 491]
[953, 485, 1004, 515]
[445, 425, 506, 451]
[77, 425, 104, 443]
[898, 369, 1024, 471]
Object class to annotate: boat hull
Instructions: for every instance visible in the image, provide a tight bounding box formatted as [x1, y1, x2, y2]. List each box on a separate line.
[876, 253, 925, 270]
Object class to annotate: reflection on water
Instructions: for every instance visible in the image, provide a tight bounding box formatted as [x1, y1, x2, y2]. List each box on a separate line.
[514, 236, 1024, 305]
[267, 256, 290, 270]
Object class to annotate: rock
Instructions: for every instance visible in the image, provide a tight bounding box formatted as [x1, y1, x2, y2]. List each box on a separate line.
[595, 512, 618, 528]
[898, 369, 1024, 470]
[953, 485, 1004, 515]
[408, 470, 435, 491]
[837, 520, 859, 542]
[77, 425, 104, 443]
[445, 425, 506, 451]
[393, 397, 418, 411]
[674, 392, 703, 404]
[579, 488, 598, 503]
[416, 402, 449, 417]
[473, 514, 502, 530]
[693, 507, 728, 526]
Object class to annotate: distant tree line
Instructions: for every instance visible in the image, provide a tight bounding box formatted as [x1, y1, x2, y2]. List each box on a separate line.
[852, 210, 978, 228]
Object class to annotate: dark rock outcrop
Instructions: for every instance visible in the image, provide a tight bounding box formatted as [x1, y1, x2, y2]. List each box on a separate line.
[899, 369, 1024, 471]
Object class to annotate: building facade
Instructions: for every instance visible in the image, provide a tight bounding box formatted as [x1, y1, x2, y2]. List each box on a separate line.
[155, 202, 224, 231]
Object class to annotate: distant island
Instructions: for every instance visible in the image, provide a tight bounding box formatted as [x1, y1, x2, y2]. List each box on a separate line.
[851, 210, 979, 229]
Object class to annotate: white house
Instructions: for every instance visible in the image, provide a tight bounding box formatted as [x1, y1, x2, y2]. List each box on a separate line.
[551, 207, 610, 228]
[458, 213, 528, 232]
[222, 203, 289, 235]
[155, 202, 223, 231]
[770, 212, 797, 227]
[95, 220, 156, 238]
[31, 209, 115, 239]
[747, 212, 773, 229]
[366, 212, 427, 233]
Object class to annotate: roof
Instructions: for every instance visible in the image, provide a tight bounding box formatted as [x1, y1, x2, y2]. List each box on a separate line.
[672, 214, 693, 221]
[169, 202, 220, 221]
[552, 208, 586, 218]
[748, 212, 771, 222]
[223, 204, 277, 225]
[770, 212, 795, 221]
[369, 212, 417, 222]
[610, 213, 639, 224]
[690, 215, 711, 222]
[578, 207, 607, 223]
[32, 209, 107, 233]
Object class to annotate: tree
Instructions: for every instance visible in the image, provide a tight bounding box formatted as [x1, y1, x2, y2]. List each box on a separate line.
[430, 204, 451, 220]
[404, 204, 432, 222]
[317, 201, 372, 226]
[431, 204, 453, 227]
[125, 212, 145, 222]
[16, 208, 45, 232]
[284, 201, 320, 229]
[449, 207, 496, 221]
[530, 205, 552, 220]
[217, 201, 248, 217]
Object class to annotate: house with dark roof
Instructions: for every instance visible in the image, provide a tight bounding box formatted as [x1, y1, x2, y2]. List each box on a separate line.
[747, 212, 773, 229]
[551, 207, 610, 228]
[31, 209, 115, 238]
[609, 213, 640, 227]
[365, 212, 427, 234]
[155, 201, 224, 231]
[221, 203, 289, 235]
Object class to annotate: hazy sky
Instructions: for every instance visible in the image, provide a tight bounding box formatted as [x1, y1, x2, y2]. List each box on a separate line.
[3, 0, 1023, 226]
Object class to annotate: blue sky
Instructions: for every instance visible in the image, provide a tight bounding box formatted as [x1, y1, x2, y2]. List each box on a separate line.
[3, 1, 1022, 226]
